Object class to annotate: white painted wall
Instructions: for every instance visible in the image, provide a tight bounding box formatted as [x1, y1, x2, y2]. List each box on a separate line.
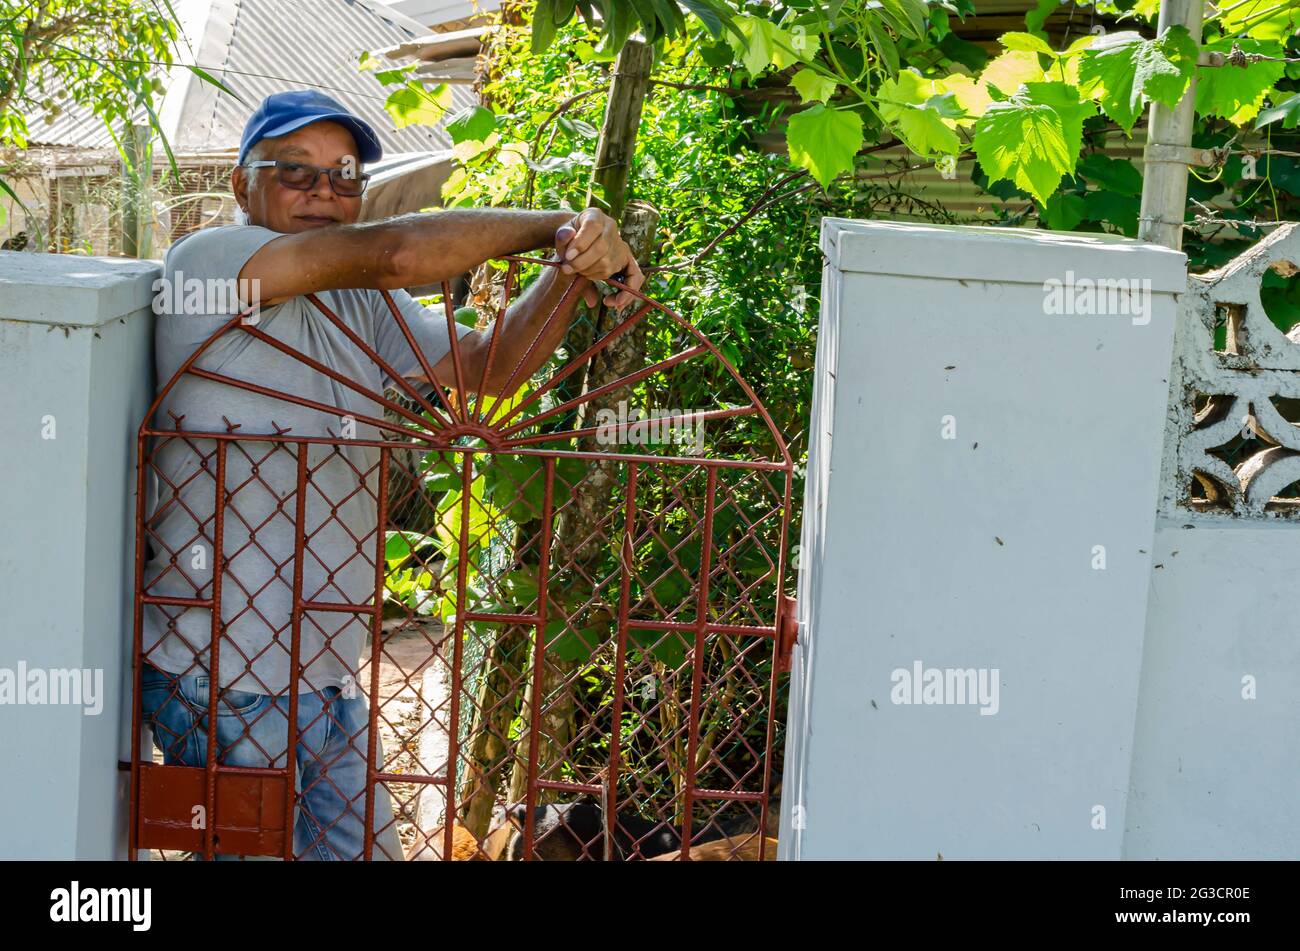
[782, 219, 1186, 859]
[1117, 223, 1300, 859]
[0, 251, 157, 858]
[1125, 519, 1300, 858]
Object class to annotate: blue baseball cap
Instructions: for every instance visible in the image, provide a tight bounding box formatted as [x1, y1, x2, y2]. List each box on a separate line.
[238, 90, 383, 166]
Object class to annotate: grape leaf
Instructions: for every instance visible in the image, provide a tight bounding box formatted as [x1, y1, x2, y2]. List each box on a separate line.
[1000, 31, 1057, 56]
[1220, 0, 1300, 43]
[791, 68, 840, 104]
[1025, 0, 1061, 35]
[1256, 91, 1300, 130]
[384, 82, 453, 128]
[938, 73, 991, 123]
[972, 82, 1094, 204]
[786, 103, 864, 188]
[728, 15, 819, 75]
[1042, 191, 1088, 231]
[981, 50, 1046, 96]
[1077, 153, 1143, 196]
[879, 70, 964, 155]
[1195, 38, 1286, 124]
[1082, 190, 1140, 235]
[1077, 26, 1197, 133]
[1131, 0, 1161, 20]
[876, 0, 930, 40]
[445, 105, 497, 144]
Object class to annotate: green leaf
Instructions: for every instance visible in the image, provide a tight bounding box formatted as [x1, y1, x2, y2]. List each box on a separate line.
[628, 0, 662, 43]
[420, 455, 462, 495]
[1220, 0, 1300, 43]
[385, 530, 439, 568]
[865, 19, 901, 76]
[1195, 38, 1286, 124]
[1077, 153, 1143, 196]
[1041, 191, 1087, 231]
[1256, 92, 1300, 130]
[553, 0, 578, 25]
[680, 0, 733, 40]
[1077, 27, 1197, 133]
[483, 452, 545, 521]
[532, 0, 561, 54]
[596, 0, 638, 56]
[1082, 190, 1140, 235]
[650, 0, 687, 38]
[445, 105, 497, 144]
[786, 104, 864, 189]
[184, 64, 245, 104]
[547, 620, 602, 663]
[790, 68, 839, 104]
[1000, 32, 1057, 56]
[632, 627, 690, 667]
[877, 0, 930, 40]
[1025, 0, 1060, 34]
[972, 82, 1093, 204]
[727, 15, 818, 75]
[938, 32, 989, 73]
[1130, 0, 1161, 20]
[384, 81, 454, 128]
[879, 71, 964, 156]
[557, 115, 599, 139]
[981, 50, 1046, 95]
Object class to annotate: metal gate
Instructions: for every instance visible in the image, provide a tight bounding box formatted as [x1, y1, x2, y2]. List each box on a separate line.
[128, 253, 796, 860]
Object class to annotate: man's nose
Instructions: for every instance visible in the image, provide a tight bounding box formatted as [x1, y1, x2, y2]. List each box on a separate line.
[306, 170, 339, 200]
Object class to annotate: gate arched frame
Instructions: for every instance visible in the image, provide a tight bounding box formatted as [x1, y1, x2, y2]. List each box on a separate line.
[128, 253, 798, 860]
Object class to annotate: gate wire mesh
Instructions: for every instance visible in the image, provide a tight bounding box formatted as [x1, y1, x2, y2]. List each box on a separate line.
[129, 253, 795, 860]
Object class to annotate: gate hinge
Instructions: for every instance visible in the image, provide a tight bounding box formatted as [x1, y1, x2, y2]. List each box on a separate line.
[776, 595, 798, 672]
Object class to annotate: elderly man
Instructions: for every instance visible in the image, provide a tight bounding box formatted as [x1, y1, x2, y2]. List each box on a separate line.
[137, 90, 643, 860]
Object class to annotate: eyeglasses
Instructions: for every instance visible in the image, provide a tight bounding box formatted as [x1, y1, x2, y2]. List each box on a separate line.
[242, 159, 371, 197]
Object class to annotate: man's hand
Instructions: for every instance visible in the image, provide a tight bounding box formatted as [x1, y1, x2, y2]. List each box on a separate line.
[554, 208, 646, 310]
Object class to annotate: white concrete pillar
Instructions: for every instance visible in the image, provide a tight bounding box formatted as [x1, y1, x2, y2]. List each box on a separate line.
[781, 220, 1186, 859]
[0, 251, 157, 858]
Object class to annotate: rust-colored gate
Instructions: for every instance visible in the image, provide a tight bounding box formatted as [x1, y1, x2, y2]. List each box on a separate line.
[128, 254, 796, 860]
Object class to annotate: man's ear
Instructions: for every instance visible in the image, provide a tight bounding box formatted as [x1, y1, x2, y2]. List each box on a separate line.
[231, 166, 249, 214]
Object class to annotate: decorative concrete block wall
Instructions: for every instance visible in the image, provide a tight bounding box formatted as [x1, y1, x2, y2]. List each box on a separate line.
[782, 219, 1186, 859]
[1125, 223, 1300, 858]
[0, 252, 157, 858]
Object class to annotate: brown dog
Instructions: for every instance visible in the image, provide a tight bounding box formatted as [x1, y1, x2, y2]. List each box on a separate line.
[647, 834, 778, 861]
[408, 822, 513, 860]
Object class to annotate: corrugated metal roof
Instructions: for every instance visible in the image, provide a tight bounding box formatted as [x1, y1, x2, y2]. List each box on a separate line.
[25, 0, 475, 158]
[374, 0, 502, 29]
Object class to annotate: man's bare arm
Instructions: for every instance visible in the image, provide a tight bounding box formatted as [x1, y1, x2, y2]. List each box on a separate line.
[238, 208, 578, 306]
[425, 211, 647, 397]
[423, 249, 595, 397]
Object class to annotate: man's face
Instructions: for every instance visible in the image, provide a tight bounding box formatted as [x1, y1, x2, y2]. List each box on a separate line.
[232, 121, 364, 233]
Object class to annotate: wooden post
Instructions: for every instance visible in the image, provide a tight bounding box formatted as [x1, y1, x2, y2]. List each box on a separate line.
[1137, 0, 1206, 251]
[120, 124, 152, 258]
[584, 39, 653, 219]
[505, 40, 659, 809]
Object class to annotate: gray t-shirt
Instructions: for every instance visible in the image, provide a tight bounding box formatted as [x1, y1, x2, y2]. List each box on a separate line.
[141, 224, 472, 695]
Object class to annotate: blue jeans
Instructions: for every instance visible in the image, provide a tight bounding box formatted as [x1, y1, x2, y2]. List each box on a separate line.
[139, 661, 405, 861]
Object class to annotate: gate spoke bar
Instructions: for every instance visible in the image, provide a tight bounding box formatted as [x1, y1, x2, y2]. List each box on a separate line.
[363, 448, 390, 860]
[521, 456, 557, 861]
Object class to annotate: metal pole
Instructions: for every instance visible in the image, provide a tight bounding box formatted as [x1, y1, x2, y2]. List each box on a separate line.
[1137, 0, 1207, 251]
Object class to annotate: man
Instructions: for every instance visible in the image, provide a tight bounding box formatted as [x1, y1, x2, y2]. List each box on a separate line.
[137, 90, 644, 860]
